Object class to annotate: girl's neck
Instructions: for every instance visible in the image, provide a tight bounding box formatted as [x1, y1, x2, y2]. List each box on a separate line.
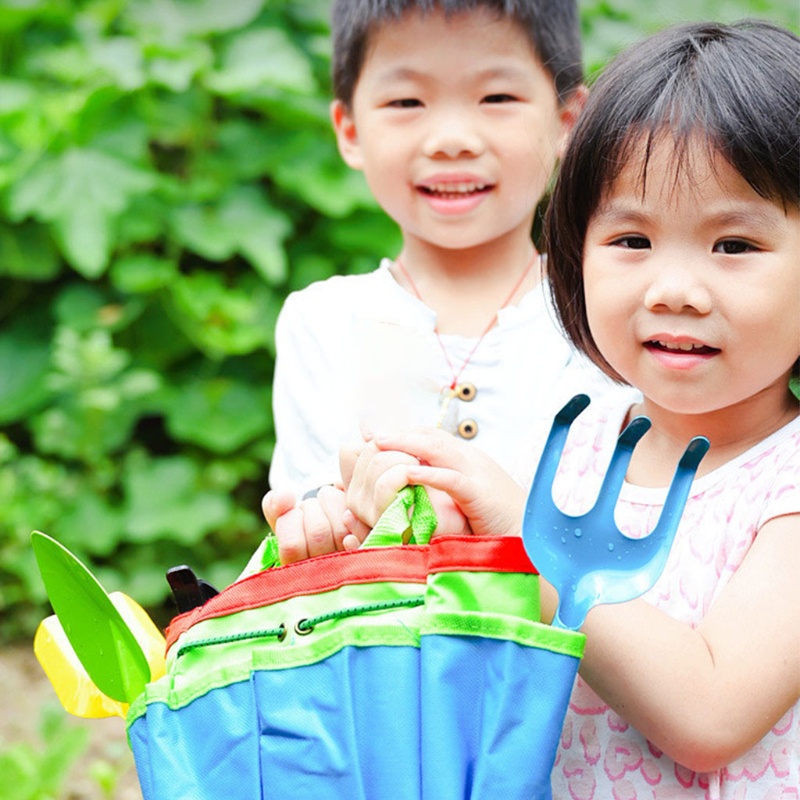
[625, 388, 799, 487]
[392, 239, 541, 336]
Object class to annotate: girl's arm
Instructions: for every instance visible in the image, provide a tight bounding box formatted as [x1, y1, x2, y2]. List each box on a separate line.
[366, 430, 800, 772]
[579, 511, 800, 772]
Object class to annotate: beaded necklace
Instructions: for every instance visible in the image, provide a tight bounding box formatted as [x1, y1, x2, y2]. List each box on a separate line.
[395, 253, 539, 431]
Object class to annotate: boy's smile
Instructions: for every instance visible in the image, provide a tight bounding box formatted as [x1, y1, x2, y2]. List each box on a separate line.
[331, 6, 577, 258]
[583, 137, 800, 428]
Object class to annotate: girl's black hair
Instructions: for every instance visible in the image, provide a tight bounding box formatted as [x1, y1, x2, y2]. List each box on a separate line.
[331, 0, 582, 107]
[545, 20, 800, 379]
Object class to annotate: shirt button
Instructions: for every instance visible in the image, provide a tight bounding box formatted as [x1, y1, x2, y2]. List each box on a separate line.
[456, 382, 477, 402]
[457, 419, 478, 440]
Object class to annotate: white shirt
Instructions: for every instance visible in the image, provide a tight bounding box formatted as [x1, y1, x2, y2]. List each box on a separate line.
[269, 258, 622, 495]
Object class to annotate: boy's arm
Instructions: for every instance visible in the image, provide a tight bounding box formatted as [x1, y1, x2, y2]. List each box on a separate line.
[269, 293, 354, 495]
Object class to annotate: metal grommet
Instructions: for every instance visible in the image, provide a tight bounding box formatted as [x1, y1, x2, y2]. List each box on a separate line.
[277, 623, 287, 642]
[457, 419, 478, 440]
[294, 619, 314, 636]
[456, 382, 477, 402]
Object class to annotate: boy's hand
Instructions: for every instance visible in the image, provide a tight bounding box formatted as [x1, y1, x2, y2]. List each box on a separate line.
[262, 486, 363, 564]
[368, 428, 526, 538]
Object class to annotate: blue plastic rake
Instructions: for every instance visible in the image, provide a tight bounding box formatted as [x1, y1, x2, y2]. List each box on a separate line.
[522, 394, 709, 630]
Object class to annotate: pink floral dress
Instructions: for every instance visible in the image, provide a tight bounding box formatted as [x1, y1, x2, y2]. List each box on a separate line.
[525, 401, 800, 800]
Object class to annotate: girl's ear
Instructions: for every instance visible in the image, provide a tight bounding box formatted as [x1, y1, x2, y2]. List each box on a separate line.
[331, 100, 364, 170]
[556, 85, 589, 160]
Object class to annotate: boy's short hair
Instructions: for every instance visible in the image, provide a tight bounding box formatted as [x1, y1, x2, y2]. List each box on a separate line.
[331, 0, 582, 107]
[544, 20, 800, 379]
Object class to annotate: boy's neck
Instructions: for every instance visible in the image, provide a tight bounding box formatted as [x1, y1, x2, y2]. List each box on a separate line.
[393, 239, 542, 336]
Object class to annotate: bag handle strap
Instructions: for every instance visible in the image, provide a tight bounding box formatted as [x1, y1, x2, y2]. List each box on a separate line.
[360, 485, 437, 548]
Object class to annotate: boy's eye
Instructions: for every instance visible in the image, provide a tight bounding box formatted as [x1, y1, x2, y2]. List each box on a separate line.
[713, 239, 757, 255]
[482, 93, 517, 104]
[387, 98, 423, 108]
[611, 235, 651, 250]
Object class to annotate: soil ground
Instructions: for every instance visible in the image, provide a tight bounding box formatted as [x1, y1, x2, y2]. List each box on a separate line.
[0, 643, 142, 800]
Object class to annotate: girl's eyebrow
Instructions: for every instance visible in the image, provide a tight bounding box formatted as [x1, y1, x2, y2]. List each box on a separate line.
[593, 203, 784, 233]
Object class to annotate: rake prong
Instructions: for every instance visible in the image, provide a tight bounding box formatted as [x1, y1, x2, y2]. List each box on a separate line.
[524, 394, 590, 523]
[522, 395, 709, 631]
[592, 416, 651, 518]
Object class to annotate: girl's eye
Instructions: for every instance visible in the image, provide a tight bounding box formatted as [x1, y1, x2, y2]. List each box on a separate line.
[387, 98, 422, 109]
[713, 239, 757, 255]
[482, 93, 517, 104]
[612, 235, 651, 250]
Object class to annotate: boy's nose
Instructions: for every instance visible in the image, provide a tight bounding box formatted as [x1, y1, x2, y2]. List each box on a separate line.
[422, 112, 484, 159]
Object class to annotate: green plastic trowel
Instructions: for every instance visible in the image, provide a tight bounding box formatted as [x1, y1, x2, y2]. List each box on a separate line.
[31, 531, 154, 706]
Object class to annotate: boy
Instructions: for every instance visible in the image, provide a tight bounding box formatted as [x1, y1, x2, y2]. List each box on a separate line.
[265, 0, 618, 561]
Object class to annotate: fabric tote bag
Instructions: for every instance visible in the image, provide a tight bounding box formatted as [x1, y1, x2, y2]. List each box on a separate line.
[126, 487, 585, 800]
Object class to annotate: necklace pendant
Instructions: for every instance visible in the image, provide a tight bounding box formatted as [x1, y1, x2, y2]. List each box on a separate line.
[436, 386, 459, 434]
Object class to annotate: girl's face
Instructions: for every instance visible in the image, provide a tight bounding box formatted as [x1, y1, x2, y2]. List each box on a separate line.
[583, 137, 800, 420]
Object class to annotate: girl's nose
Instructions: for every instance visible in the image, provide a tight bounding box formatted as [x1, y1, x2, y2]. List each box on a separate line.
[422, 110, 484, 159]
[643, 265, 713, 315]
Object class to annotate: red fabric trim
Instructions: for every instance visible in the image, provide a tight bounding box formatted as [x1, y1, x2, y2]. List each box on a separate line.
[428, 535, 538, 575]
[166, 546, 428, 649]
[165, 536, 537, 649]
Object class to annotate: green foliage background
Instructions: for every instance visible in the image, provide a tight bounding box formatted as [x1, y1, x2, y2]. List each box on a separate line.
[1, 0, 797, 641]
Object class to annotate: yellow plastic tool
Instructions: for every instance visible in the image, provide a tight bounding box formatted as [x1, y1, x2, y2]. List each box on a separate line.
[34, 590, 166, 720]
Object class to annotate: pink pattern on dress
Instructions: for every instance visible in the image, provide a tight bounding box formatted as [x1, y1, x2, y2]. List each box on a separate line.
[543, 404, 800, 800]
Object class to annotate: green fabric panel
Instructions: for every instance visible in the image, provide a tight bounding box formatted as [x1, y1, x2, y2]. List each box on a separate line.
[422, 610, 586, 659]
[127, 580, 426, 726]
[426, 569, 540, 622]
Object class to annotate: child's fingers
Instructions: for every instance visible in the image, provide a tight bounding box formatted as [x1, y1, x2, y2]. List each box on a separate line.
[274, 506, 310, 564]
[300, 496, 340, 558]
[262, 489, 297, 531]
[342, 509, 372, 547]
[316, 486, 351, 551]
[374, 427, 471, 471]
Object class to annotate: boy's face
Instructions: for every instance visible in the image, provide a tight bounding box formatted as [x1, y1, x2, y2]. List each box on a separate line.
[332, 7, 579, 254]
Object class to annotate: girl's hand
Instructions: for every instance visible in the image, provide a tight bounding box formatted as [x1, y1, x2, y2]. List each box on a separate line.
[262, 486, 360, 564]
[340, 434, 472, 536]
[348, 428, 526, 538]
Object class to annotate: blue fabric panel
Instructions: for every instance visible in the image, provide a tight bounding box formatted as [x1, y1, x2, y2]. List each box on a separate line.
[420, 634, 580, 800]
[129, 678, 261, 800]
[129, 645, 422, 799]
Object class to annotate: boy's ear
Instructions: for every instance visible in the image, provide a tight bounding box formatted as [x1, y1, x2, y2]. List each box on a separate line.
[556, 84, 589, 159]
[331, 100, 364, 171]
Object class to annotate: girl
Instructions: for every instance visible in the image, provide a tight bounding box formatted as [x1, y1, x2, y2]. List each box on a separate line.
[342, 19, 800, 798]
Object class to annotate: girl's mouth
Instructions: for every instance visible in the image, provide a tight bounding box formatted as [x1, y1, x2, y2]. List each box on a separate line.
[645, 340, 720, 356]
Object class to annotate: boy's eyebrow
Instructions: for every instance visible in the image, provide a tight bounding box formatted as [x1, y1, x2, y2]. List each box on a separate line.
[372, 65, 534, 84]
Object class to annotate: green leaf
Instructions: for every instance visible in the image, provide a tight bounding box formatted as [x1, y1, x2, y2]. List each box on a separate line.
[0, 220, 60, 280]
[123, 454, 232, 545]
[110, 253, 177, 293]
[126, 0, 265, 38]
[167, 271, 282, 356]
[205, 28, 316, 95]
[171, 185, 292, 283]
[164, 377, 272, 453]
[8, 148, 155, 277]
[0, 314, 52, 425]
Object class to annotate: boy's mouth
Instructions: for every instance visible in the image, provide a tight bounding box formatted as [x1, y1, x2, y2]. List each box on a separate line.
[418, 182, 492, 199]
